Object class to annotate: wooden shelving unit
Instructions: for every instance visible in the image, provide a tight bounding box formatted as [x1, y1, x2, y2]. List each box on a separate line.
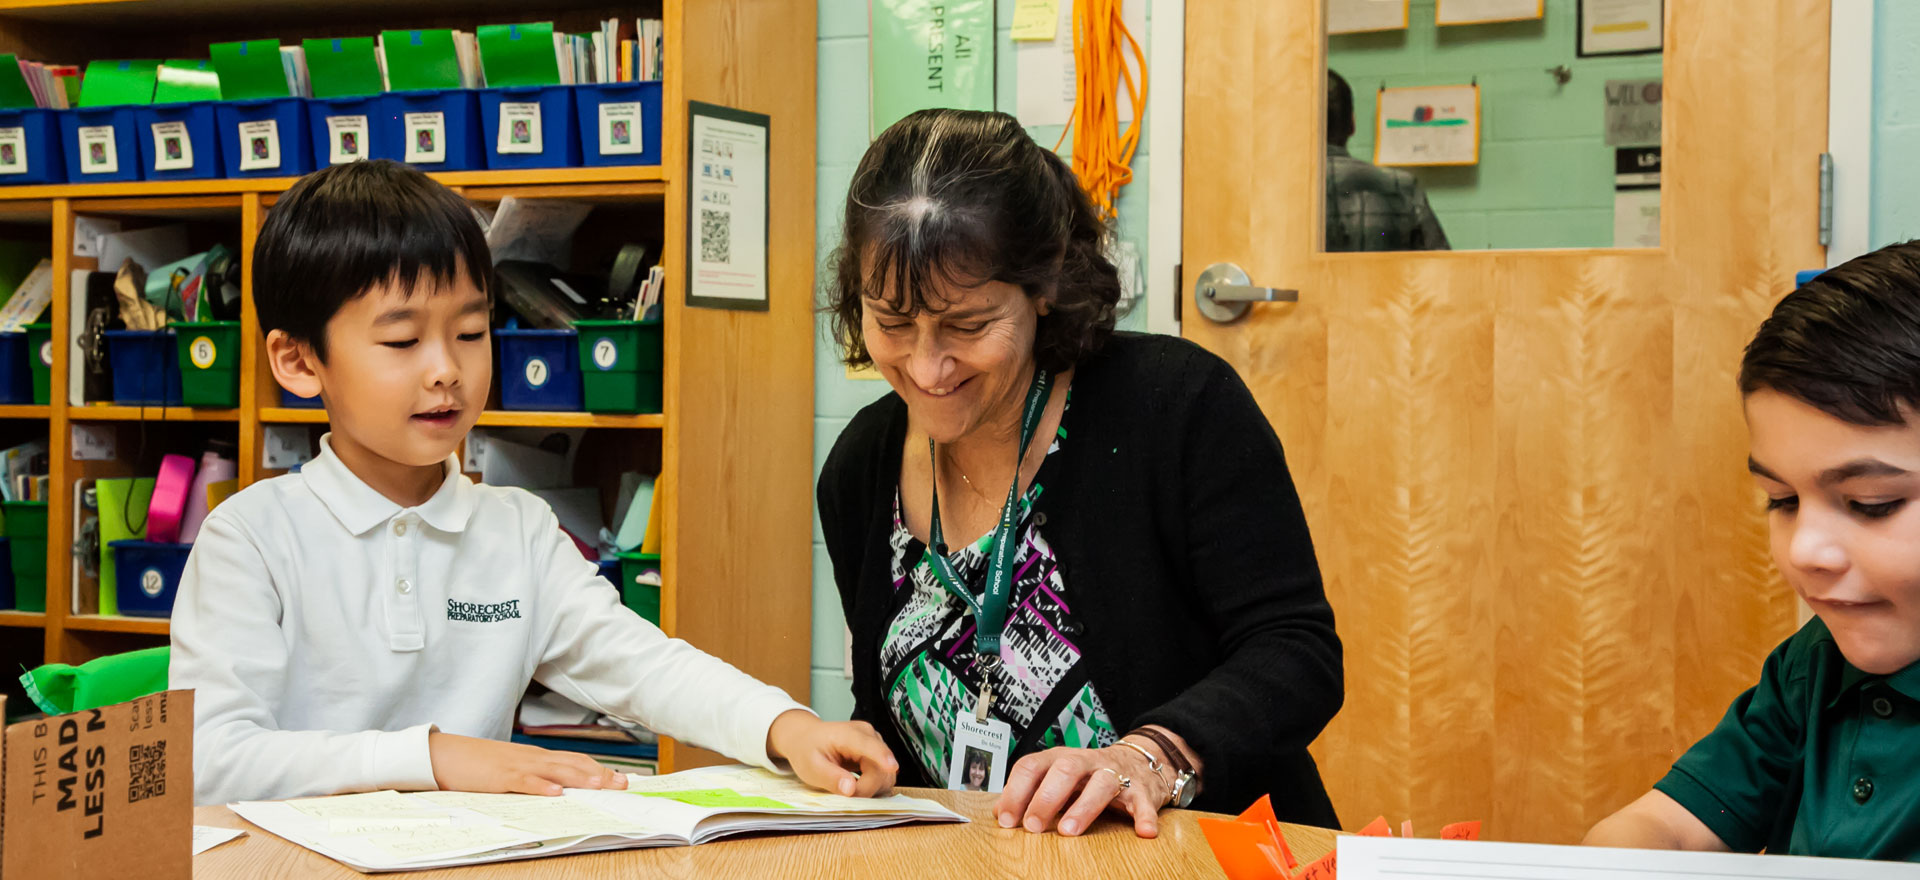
[0, 0, 817, 775]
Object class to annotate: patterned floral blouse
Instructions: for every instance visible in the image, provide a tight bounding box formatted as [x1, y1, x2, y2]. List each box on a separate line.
[880, 398, 1118, 784]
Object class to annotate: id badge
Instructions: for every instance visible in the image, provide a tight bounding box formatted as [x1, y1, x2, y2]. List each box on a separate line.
[946, 712, 1013, 793]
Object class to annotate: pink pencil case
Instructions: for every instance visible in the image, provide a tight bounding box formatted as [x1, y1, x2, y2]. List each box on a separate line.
[146, 453, 198, 544]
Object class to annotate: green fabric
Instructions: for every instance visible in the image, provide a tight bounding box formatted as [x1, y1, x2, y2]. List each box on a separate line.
[0, 55, 38, 109]
[20, 646, 169, 715]
[477, 23, 561, 88]
[209, 40, 289, 101]
[380, 30, 463, 91]
[77, 59, 160, 108]
[303, 37, 384, 99]
[154, 60, 220, 103]
[1655, 617, 1920, 859]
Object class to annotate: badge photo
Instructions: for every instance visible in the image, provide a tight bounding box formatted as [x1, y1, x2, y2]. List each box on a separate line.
[946, 712, 1013, 793]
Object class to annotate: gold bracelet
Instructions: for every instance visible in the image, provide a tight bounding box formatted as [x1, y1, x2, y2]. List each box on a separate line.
[1114, 739, 1169, 786]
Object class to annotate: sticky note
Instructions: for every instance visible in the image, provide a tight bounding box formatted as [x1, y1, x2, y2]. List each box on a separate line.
[1010, 0, 1060, 41]
[634, 788, 792, 810]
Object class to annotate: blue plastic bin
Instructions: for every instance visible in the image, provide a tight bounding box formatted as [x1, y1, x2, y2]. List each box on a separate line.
[134, 102, 222, 180]
[0, 332, 30, 404]
[595, 557, 620, 585]
[307, 95, 398, 166]
[575, 82, 663, 167]
[110, 540, 191, 617]
[0, 107, 67, 185]
[104, 329, 183, 405]
[479, 86, 579, 170]
[60, 106, 143, 182]
[216, 98, 314, 179]
[279, 387, 324, 408]
[497, 329, 582, 411]
[382, 90, 485, 172]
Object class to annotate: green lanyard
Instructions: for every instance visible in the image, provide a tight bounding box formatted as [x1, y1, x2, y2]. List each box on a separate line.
[927, 367, 1054, 684]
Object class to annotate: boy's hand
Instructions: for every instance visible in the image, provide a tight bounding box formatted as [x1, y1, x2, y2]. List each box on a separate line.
[765, 710, 899, 797]
[428, 732, 628, 796]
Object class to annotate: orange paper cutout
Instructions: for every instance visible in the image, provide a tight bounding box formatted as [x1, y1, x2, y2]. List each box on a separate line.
[1265, 818, 1298, 870]
[1197, 816, 1292, 880]
[1357, 816, 1392, 837]
[1239, 794, 1279, 825]
[1441, 820, 1482, 840]
[1296, 851, 1338, 880]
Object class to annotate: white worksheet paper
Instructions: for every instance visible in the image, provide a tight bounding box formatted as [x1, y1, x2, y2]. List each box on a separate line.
[1340, 836, 1920, 880]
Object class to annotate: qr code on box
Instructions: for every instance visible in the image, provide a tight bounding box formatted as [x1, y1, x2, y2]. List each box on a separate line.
[700, 209, 731, 264]
[129, 741, 166, 802]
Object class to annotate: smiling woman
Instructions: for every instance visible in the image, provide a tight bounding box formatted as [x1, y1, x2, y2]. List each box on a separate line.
[817, 109, 1346, 836]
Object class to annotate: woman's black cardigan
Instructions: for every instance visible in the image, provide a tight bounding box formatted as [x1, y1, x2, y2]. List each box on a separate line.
[817, 332, 1344, 825]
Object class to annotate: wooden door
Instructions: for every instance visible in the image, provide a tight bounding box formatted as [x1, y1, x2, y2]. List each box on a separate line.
[1181, 0, 1828, 843]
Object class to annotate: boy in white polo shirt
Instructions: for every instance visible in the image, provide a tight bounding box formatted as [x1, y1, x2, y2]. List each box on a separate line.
[170, 160, 897, 805]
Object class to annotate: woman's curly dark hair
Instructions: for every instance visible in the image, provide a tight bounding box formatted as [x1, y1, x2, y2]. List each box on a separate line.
[826, 109, 1120, 373]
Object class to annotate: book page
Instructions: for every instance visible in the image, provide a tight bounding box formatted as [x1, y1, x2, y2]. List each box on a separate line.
[1340, 836, 1920, 880]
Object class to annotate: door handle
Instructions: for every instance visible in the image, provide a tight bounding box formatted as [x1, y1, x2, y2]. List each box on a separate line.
[1193, 262, 1298, 323]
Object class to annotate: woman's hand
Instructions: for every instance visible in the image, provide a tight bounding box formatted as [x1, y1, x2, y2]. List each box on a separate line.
[765, 710, 901, 797]
[993, 742, 1172, 838]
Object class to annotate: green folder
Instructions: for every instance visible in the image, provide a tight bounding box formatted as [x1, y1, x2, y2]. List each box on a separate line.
[154, 59, 220, 103]
[209, 40, 290, 101]
[477, 22, 561, 88]
[0, 55, 37, 109]
[381, 29, 463, 91]
[96, 477, 155, 617]
[303, 37, 384, 99]
[77, 59, 160, 108]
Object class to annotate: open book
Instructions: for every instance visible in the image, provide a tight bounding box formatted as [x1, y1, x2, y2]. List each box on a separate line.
[228, 765, 966, 873]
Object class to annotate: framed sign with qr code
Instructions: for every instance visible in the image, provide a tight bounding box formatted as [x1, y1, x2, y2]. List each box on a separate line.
[686, 101, 770, 312]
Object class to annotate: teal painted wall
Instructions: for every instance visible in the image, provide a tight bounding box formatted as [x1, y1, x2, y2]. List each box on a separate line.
[809, 0, 1155, 719]
[1330, 0, 1661, 249]
[1873, 0, 1920, 248]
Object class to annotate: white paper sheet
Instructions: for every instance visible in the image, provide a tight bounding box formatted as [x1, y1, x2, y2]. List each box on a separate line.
[1014, 0, 1146, 128]
[1339, 836, 1920, 880]
[687, 110, 768, 308]
[192, 825, 246, 856]
[1434, 0, 1543, 25]
[1374, 85, 1479, 166]
[1329, 0, 1409, 34]
[486, 197, 592, 269]
[1581, 0, 1663, 55]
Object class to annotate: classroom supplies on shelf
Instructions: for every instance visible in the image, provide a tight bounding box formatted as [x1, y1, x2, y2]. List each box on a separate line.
[496, 328, 583, 410]
[61, 59, 161, 183]
[174, 320, 240, 406]
[23, 321, 48, 404]
[0, 538, 12, 609]
[0, 439, 48, 502]
[0, 56, 69, 183]
[108, 540, 189, 617]
[617, 551, 661, 624]
[495, 261, 588, 329]
[2, 499, 47, 611]
[0, 329, 32, 404]
[136, 99, 222, 180]
[145, 453, 196, 544]
[95, 476, 155, 617]
[227, 765, 965, 873]
[0, 257, 51, 332]
[179, 444, 236, 543]
[103, 329, 182, 405]
[384, 88, 485, 171]
[575, 319, 663, 414]
[577, 80, 663, 167]
[485, 197, 592, 268]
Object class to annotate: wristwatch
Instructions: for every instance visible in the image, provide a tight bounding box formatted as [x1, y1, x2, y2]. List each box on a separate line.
[1126, 727, 1200, 808]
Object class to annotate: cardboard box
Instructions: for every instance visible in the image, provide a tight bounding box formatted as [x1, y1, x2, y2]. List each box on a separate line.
[1, 689, 192, 879]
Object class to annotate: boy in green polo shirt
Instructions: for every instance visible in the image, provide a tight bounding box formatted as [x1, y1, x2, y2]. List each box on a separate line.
[1585, 241, 1920, 859]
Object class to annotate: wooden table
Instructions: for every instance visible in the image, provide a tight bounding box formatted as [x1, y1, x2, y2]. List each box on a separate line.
[192, 788, 1337, 878]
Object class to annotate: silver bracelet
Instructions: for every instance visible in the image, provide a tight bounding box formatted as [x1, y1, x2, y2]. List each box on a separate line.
[1113, 739, 1169, 787]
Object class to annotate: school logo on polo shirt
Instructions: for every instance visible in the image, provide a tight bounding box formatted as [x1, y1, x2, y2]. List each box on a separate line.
[446, 598, 523, 623]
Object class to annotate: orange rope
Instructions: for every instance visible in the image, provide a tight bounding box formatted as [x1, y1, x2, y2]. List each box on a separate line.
[1053, 0, 1147, 221]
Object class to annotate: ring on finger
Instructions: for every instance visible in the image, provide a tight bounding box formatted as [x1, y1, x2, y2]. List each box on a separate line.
[1098, 767, 1132, 790]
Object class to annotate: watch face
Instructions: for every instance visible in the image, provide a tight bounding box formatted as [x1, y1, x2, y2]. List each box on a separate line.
[1174, 774, 1200, 808]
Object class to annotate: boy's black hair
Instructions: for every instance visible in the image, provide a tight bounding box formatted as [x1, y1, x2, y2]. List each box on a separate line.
[253, 159, 491, 361]
[1741, 241, 1920, 425]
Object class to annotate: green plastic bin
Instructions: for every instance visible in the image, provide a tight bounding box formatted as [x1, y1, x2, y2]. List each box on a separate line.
[617, 552, 661, 625]
[173, 321, 241, 407]
[2, 500, 48, 612]
[575, 319, 663, 414]
[24, 322, 51, 405]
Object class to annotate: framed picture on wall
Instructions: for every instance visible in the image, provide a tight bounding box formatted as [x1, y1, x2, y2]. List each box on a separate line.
[1373, 84, 1480, 167]
[1579, 0, 1664, 56]
[1328, 0, 1409, 35]
[1434, 0, 1543, 26]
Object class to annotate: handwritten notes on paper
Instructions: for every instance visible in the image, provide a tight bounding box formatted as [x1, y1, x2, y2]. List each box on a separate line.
[1010, 0, 1060, 41]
